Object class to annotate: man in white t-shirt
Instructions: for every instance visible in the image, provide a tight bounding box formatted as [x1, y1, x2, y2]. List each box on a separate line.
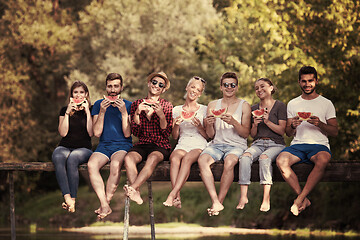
[276, 66, 338, 216]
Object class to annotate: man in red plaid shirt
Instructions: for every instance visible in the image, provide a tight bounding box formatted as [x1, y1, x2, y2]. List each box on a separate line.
[123, 71, 173, 204]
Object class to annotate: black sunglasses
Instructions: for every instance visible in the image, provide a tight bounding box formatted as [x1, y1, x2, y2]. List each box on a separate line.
[194, 76, 206, 83]
[151, 79, 165, 88]
[223, 82, 237, 88]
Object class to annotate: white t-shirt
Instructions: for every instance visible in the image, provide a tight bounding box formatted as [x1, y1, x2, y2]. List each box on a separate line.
[287, 95, 336, 148]
[173, 104, 208, 151]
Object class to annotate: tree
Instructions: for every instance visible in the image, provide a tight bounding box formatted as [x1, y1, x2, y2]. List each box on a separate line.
[68, 0, 218, 106]
[0, 0, 78, 162]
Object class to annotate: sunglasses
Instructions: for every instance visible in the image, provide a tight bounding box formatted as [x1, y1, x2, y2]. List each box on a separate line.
[223, 82, 237, 88]
[150, 79, 165, 88]
[194, 76, 206, 83]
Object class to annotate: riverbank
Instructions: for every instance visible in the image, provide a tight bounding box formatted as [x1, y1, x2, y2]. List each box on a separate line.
[63, 222, 359, 239]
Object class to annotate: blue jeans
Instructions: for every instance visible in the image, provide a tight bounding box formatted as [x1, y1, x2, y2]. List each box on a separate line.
[52, 146, 92, 198]
[239, 139, 285, 185]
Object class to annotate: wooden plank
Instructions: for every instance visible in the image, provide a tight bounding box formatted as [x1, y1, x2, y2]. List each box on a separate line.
[0, 161, 360, 182]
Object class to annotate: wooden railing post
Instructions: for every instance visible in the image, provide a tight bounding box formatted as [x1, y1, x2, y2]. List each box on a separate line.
[123, 196, 130, 240]
[9, 171, 16, 240]
[147, 181, 155, 240]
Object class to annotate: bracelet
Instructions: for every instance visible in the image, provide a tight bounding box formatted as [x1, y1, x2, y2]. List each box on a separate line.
[65, 112, 70, 115]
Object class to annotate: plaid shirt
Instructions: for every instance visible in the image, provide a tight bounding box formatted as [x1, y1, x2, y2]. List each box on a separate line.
[130, 98, 173, 149]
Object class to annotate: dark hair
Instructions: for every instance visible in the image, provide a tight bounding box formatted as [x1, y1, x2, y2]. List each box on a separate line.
[68, 81, 91, 116]
[106, 73, 123, 86]
[255, 77, 277, 95]
[220, 72, 238, 85]
[299, 66, 317, 81]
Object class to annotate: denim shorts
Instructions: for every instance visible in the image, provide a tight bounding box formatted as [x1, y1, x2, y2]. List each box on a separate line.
[200, 143, 247, 161]
[281, 143, 331, 164]
[95, 142, 132, 160]
[245, 139, 285, 161]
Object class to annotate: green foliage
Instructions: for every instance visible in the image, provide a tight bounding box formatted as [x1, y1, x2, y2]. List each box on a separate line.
[69, 0, 218, 106]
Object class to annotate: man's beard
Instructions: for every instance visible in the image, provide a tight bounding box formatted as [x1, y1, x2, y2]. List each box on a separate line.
[302, 87, 315, 95]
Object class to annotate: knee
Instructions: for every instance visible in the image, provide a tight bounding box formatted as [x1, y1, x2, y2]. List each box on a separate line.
[313, 154, 330, 169]
[276, 154, 288, 169]
[170, 157, 181, 167]
[197, 155, 210, 169]
[224, 156, 238, 170]
[239, 154, 252, 166]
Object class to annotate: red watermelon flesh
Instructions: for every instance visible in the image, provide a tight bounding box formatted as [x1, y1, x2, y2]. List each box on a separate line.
[181, 111, 196, 121]
[104, 95, 120, 103]
[211, 107, 227, 117]
[252, 109, 265, 118]
[297, 112, 312, 121]
[70, 97, 85, 106]
[143, 98, 159, 107]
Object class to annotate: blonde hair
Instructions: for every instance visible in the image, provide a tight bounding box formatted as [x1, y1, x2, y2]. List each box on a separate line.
[183, 76, 206, 99]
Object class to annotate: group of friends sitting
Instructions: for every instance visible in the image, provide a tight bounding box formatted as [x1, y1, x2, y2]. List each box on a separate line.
[52, 65, 338, 220]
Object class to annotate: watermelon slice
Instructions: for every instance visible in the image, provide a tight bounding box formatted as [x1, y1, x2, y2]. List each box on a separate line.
[181, 111, 196, 121]
[297, 112, 312, 121]
[143, 98, 159, 107]
[103, 95, 120, 104]
[70, 97, 85, 106]
[252, 109, 265, 118]
[211, 107, 227, 117]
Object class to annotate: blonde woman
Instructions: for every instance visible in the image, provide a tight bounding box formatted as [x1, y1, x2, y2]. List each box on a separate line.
[163, 76, 208, 208]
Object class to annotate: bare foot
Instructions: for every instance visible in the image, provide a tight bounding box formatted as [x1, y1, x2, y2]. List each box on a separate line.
[173, 197, 182, 209]
[126, 186, 143, 205]
[236, 197, 248, 210]
[163, 195, 175, 207]
[97, 206, 112, 220]
[94, 207, 101, 214]
[299, 198, 311, 212]
[290, 198, 303, 216]
[260, 201, 270, 212]
[207, 202, 224, 216]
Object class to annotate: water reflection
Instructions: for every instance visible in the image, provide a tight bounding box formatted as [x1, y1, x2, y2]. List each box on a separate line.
[0, 229, 354, 240]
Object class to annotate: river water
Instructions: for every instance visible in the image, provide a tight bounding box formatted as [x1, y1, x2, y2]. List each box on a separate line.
[0, 228, 354, 240]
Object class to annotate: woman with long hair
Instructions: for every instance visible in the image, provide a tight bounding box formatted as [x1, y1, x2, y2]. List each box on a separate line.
[163, 76, 208, 208]
[237, 78, 287, 212]
[52, 81, 93, 213]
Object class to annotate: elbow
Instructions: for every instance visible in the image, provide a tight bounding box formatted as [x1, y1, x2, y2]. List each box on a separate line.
[94, 130, 102, 138]
[124, 132, 131, 138]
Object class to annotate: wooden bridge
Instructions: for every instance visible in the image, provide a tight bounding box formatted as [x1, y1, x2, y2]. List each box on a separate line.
[1, 161, 360, 240]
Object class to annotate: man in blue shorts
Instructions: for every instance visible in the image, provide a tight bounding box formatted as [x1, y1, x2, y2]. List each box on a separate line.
[87, 73, 132, 219]
[276, 66, 338, 216]
[198, 72, 251, 216]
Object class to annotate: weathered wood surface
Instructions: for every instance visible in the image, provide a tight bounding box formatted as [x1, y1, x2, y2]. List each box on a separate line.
[1, 161, 360, 182]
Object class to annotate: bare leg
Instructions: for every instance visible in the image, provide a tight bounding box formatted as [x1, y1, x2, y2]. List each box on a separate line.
[124, 152, 142, 185]
[291, 151, 330, 215]
[218, 154, 238, 203]
[167, 150, 186, 204]
[260, 185, 271, 212]
[198, 154, 223, 215]
[125, 151, 164, 204]
[236, 185, 249, 210]
[277, 151, 315, 216]
[164, 149, 201, 207]
[88, 153, 111, 217]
